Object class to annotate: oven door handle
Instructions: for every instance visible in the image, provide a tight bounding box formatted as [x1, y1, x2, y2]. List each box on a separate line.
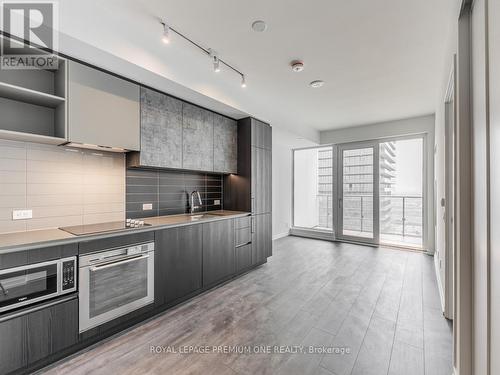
[89, 254, 149, 272]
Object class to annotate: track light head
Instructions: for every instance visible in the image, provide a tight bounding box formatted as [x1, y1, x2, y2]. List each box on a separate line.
[161, 21, 170, 44]
[213, 56, 220, 72]
[209, 49, 220, 72]
[241, 75, 247, 88]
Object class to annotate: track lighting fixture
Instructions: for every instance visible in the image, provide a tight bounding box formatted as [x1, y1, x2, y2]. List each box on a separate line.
[161, 21, 170, 44]
[158, 20, 246, 87]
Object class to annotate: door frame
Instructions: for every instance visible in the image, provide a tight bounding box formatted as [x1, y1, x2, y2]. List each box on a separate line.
[336, 140, 380, 245]
[444, 56, 457, 320]
[334, 135, 427, 249]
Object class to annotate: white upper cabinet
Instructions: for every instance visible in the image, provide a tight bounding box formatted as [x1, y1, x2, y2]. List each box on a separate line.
[68, 61, 140, 151]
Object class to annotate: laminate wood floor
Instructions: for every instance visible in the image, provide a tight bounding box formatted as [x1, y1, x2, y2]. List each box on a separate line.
[40, 236, 453, 375]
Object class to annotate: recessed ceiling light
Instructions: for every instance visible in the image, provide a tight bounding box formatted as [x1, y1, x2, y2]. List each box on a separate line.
[291, 60, 305, 72]
[252, 20, 267, 32]
[310, 80, 325, 88]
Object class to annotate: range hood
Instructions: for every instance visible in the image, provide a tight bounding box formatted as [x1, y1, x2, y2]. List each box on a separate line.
[62, 142, 128, 153]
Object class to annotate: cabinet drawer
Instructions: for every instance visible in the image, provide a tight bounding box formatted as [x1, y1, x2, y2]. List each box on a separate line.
[235, 216, 251, 229]
[236, 244, 252, 273]
[235, 227, 251, 247]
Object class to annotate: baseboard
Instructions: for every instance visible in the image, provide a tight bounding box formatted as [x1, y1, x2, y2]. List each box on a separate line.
[289, 228, 335, 241]
[272, 231, 289, 241]
[434, 253, 446, 314]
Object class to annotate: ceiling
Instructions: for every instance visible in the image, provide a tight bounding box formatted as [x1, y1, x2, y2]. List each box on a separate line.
[57, 0, 456, 141]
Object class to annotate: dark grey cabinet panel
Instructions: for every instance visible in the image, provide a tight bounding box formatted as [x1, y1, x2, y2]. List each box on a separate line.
[203, 219, 235, 286]
[251, 118, 272, 150]
[235, 216, 251, 229]
[0, 313, 26, 374]
[252, 213, 272, 265]
[0, 244, 78, 271]
[213, 114, 237, 174]
[138, 87, 183, 169]
[68, 61, 140, 151]
[26, 307, 51, 364]
[0, 297, 78, 374]
[182, 103, 214, 171]
[251, 146, 272, 215]
[155, 225, 203, 305]
[235, 227, 251, 247]
[236, 243, 252, 273]
[26, 298, 78, 365]
[223, 117, 272, 214]
[50, 298, 79, 353]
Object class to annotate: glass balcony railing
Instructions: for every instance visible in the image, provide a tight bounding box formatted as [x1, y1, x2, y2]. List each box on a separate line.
[341, 195, 422, 239]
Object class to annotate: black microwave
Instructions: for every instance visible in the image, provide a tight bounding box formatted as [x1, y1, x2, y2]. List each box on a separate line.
[0, 257, 77, 313]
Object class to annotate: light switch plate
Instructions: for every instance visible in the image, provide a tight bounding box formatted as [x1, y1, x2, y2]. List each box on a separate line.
[12, 209, 32, 220]
[142, 203, 153, 211]
[214, 199, 221, 206]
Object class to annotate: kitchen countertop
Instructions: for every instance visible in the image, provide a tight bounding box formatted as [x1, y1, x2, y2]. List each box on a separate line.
[0, 210, 250, 254]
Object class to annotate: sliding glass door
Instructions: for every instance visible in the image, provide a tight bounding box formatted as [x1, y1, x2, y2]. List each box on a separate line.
[337, 142, 379, 244]
[292, 136, 425, 249]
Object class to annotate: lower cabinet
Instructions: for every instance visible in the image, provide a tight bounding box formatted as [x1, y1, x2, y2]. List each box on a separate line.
[236, 243, 252, 273]
[252, 213, 272, 265]
[202, 219, 235, 286]
[155, 225, 203, 306]
[0, 312, 25, 374]
[0, 297, 78, 374]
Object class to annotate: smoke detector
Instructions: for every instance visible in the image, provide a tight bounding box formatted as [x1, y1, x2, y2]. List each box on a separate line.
[290, 60, 304, 72]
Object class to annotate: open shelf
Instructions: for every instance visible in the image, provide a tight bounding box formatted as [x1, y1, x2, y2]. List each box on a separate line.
[0, 129, 66, 145]
[0, 81, 65, 108]
[0, 35, 67, 144]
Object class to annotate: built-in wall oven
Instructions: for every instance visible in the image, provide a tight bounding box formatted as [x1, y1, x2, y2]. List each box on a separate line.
[79, 242, 155, 332]
[0, 257, 77, 314]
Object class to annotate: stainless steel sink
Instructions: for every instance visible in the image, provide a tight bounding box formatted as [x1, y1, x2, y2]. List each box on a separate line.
[189, 214, 216, 221]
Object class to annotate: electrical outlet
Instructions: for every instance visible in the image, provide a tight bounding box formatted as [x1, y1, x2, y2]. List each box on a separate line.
[142, 203, 153, 211]
[12, 209, 32, 220]
[214, 199, 221, 206]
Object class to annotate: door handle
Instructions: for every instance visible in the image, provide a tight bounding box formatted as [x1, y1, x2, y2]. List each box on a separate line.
[89, 254, 149, 271]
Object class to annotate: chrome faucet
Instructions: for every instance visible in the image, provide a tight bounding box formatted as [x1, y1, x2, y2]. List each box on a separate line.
[190, 191, 203, 214]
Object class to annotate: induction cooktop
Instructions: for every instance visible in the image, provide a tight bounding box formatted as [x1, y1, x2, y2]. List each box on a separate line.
[59, 220, 150, 236]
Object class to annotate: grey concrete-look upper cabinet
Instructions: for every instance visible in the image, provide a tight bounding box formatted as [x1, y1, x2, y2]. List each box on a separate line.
[139, 87, 183, 169]
[213, 114, 237, 174]
[128, 87, 237, 173]
[182, 103, 214, 171]
[68, 61, 140, 150]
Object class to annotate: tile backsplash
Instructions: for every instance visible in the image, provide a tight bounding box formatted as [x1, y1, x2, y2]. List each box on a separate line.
[126, 168, 223, 219]
[0, 139, 125, 234]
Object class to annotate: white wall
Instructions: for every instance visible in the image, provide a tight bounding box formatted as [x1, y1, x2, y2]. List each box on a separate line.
[320, 115, 436, 251]
[272, 127, 317, 239]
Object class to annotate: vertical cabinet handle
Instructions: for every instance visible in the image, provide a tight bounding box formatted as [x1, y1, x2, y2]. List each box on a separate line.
[251, 197, 256, 214]
[251, 217, 255, 233]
